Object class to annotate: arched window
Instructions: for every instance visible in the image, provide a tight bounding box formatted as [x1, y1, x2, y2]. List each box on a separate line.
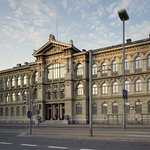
[77, 84, 83, 96]
[148, 55, 150, 67]
[23, 91, 27, 101]
[6, 78, 10, 88]
[35, 72, 38, 82]
[102, 102, 107, 114]
[102, 83, 108, 94]
[112, 61, 118, 72]
[135, 79, 142, 92]
[112, 102, 118, 114]
[125, 80, 130, 92]
[92, 84, 97, 95]
[12, 77, 15, 87]
[22, 106, 26, 116]
[17, 76, 21, 86]
[77, 64, 83, 76]
[92, 64, 97, 75]
[23, 75, 27, 85]
[135, 101, 142, 113]
[112, 82, 118, 94]
[135, 56, 142, 69]
[6, 93, 10, 102]
[125, 59, 129, 70]
[17, 92, 21, 101]
[16, 107, 20, 116]
[102, 62, 107, 74]
[12, 93, 16, 102]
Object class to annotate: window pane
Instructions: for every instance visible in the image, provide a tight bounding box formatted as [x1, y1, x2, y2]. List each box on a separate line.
[135, 57, 142, 69]
[102, 63, 107, 74]
[77, 64, 83, 76]
[92, 64, 97, 75]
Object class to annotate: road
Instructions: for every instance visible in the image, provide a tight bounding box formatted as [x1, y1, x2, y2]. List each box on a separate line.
[0, 127, 150, 150]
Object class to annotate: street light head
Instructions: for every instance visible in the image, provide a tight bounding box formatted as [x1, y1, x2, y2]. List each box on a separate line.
[118, 9, 129, 21]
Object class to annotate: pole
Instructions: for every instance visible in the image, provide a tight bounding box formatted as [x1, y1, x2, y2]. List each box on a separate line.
[122, 20, 126, 129]
[29, 93, 32, 134]
[89, 50, 93, 136]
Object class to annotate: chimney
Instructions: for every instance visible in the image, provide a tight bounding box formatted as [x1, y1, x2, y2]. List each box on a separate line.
[126, 38, 132, 43]
[17, 64, 21, 67]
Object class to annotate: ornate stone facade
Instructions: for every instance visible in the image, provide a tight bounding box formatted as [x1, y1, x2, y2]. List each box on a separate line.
[0, 34, 150, 125]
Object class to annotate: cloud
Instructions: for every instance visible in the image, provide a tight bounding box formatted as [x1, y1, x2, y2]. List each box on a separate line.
[128, 21, 150, 40]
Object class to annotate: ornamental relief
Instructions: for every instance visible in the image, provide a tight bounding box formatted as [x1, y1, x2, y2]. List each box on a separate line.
[45, 55, 66, 64]
[44, 47, 63, 55]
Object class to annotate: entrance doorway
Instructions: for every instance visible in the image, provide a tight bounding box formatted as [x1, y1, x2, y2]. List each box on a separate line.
[46, 103, 65, 120]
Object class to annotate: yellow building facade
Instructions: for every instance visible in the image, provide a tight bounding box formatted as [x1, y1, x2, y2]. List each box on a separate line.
[0, 34, 150, 125]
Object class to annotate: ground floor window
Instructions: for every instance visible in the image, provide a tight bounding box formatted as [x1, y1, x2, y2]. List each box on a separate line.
[76, 103, 82, 115]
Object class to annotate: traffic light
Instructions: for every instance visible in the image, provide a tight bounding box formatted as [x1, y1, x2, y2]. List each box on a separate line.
[123, 89, 128, 99]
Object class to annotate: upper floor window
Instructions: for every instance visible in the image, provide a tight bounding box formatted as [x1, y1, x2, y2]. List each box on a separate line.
[17, 76, 21, 86]
[92, 64, 97, 75]
[6, 94, 10, 102]
[102, 62, 107, 74]
[102, 83, 108, 94]
[135, 56, 142, 69]
[112, 82, 118, 94]
[0, 79, 4, 90]
[0, 94, 4, 102]
[6, 78, 10, 88]
[125, 59, 129, 70]
[17, 92, 21, 101]
[148, 55, 150, 67]
[12, 93, 16, 102]
[77, 83, 83, 96]
[92, 84, 97, 95]
[125, 80, 130, 92]
[48, 63, 65, 80]
[77, 64, 83, 76]
[135, 79, 142, 92]
[112, 61, 118, 72]
[23, 75, 27, 85]
[12, 77, 15, 87]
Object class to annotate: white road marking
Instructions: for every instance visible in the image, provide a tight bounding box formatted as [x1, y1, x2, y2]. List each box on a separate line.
[0, 142, 12, 145]
[80, 149, 95, 150]
[48, 145, 68, 149]
[21, 143, 38, 147]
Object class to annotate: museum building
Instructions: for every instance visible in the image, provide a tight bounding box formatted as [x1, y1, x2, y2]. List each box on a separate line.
[0, 34, 150, 125]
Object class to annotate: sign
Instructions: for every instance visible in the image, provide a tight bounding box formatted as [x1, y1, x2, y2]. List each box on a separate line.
[27, 111, 32, 118]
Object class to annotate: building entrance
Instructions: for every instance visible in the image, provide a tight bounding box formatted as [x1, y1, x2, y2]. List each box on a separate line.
[46, 103, 65, 120]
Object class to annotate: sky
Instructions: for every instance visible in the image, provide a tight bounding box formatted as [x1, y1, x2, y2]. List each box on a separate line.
[0, 0, 150, 70]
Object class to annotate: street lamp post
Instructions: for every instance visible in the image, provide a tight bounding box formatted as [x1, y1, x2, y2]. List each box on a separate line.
[89, 50, 93, 136]
[118, 9, 129, 129]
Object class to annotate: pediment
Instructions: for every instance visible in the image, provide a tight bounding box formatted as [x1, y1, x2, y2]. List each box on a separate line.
[33, 41, 71, 57]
